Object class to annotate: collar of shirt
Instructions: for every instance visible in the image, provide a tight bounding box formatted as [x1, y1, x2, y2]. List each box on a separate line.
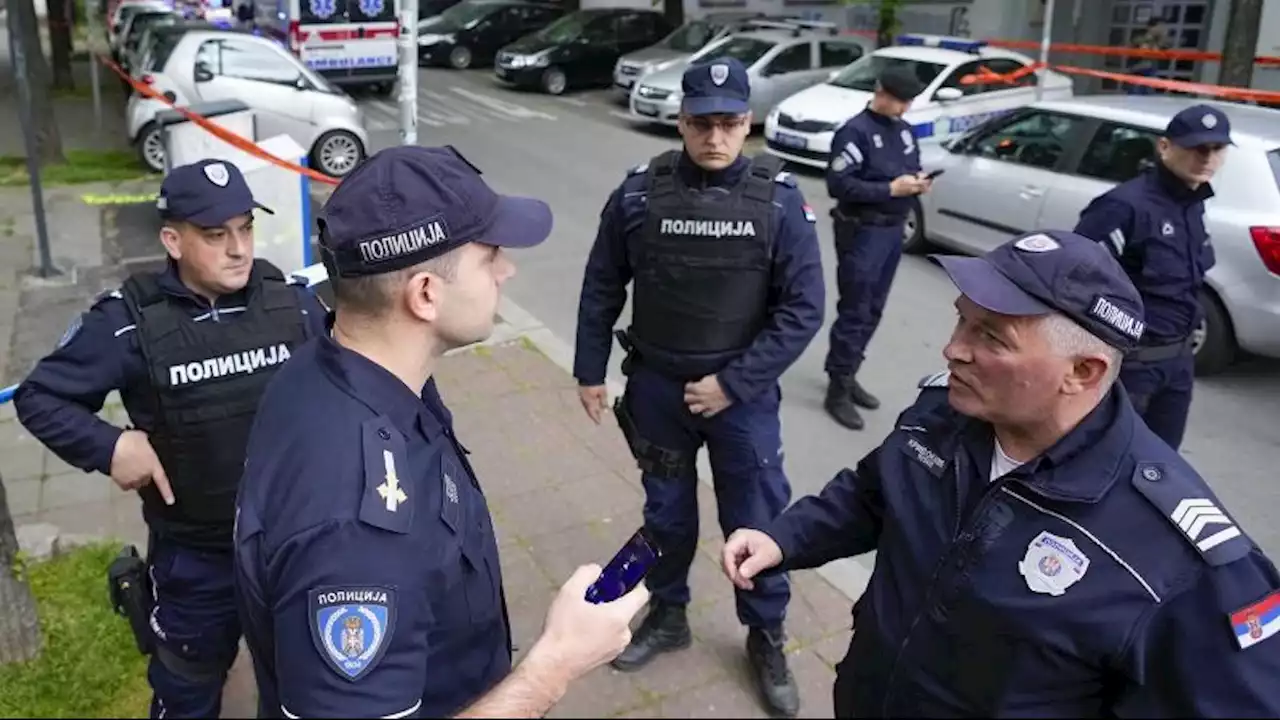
[314, 334, 445, 441]
[676, 151, 749, 190]
[1150, 161, 1215, 205]
[864, 105, 900, 128]
[955, 385, 1138, 504]
[157, 257, 255, 311]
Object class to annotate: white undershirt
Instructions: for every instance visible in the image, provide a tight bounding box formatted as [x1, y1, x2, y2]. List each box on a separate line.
[990, 438, 1026, 482]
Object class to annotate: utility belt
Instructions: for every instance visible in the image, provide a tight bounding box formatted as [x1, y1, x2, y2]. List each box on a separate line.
[1126, 335, 1195, 363]
[610, 329, 698, 480]
[832, 204, 906, 228]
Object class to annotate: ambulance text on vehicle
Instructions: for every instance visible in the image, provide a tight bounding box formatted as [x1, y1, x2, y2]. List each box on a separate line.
[763, 34, 1075, 170]
[257, 0, 400, 93]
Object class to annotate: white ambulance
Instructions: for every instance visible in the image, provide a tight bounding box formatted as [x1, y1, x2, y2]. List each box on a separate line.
[256, 0, 400, 95]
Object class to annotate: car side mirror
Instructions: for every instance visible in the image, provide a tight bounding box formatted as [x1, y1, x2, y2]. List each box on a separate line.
[294, 75, 308, 90]
[827, 68, 840, 81]
[194, 62, 213, 82]
[935, 87, 963, 102]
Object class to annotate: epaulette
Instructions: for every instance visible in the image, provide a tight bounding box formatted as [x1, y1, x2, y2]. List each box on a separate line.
[773, 171, 796, 188]
[91, 288, 123, 308]
[918, 370, 950, 389]
[1132, 462, 1252, 567]
[627, 162, 649, 176]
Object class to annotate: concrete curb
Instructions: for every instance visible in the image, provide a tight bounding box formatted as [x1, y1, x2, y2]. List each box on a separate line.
[488, 294, 873, 606]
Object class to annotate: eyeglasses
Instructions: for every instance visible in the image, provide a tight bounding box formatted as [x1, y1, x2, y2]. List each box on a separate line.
[683, 115, 750, 134]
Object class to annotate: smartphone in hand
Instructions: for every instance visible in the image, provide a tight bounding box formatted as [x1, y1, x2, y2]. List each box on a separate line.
[585, 528, 661, 604]
[924, 168, 946, 180]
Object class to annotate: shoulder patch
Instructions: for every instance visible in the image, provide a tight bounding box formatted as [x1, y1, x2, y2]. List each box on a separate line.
[628, 162, 649, 176]
[773, 171, 796, 188]
[57, 313, 84, 349]
[309, 586, 396, 681]
[918, 370, 951, 389]
[1229, 589, 1280, 650]
[359, 418, 413, 534]
[1132, 462, 1251, 566]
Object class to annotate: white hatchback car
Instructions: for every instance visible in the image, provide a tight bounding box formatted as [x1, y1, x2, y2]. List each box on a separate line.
[763, 34, 1074, 170]
[125, 27, 369, 178]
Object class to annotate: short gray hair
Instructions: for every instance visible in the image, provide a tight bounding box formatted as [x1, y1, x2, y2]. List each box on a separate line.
[1039, 312, 1123, 387]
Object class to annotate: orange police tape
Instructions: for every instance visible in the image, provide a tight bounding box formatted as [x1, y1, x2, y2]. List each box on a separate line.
[98, 54, 341, 186]
[963, 61, 1280, 106]
[986, 39, 1280, 68]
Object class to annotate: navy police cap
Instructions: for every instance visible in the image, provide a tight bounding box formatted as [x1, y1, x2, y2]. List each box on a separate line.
[318, 145, 553, 278]
[1163, 103, 1233, 148]
[158, 159, 272, 228]
[681, 57, 751, 116]
[931, 230, 1147, 352]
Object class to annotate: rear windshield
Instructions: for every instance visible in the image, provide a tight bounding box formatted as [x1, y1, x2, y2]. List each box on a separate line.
[146, 31, 188, 70]
[1269, 148, 1280, 192]
[691, 36, 776, 68]
[302, 0, 395, 25]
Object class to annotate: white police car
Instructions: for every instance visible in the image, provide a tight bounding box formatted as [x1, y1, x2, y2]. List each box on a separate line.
[763, 34, 1074, 169]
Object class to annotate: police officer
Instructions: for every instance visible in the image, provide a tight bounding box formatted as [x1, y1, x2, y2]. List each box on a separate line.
[233, 145, 649, 719]
[1073, 103, 1229, 451]
[13, 158, 328, 719]
[573, 57, 823, 718]
[823, 66, 933, 431]
[723, 229, 1280, 717]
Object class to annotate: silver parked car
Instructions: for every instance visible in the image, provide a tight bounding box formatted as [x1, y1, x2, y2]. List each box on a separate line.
[612, 12, 807, 95]
[914, 95, 1280, 375]
[628, 22, 870, 128]
[124, 27, 369, 178]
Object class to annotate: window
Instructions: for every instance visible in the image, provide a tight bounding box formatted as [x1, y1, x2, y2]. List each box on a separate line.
[829, 54, 947, 93]
[616, 13, 652, 43]
[981, 57, 1037, 88]
[819, 40, 863, 68]
[1077, 122, 1159, 183]
[764, 43, 811, 75]
[969, 111, 1086, 170]
[693, 36, 777, 67]
[1267, 149, 1280, 193]
[301, 0, 348, 24]
[661, 19, 715, 52]
[197, 39, 304, 86]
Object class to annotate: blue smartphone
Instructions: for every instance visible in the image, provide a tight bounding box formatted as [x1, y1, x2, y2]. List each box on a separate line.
[585, 528, 661, 604]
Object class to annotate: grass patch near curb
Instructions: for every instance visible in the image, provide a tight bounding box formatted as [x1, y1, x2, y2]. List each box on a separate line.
[0, 542, 151, 718]
[0, 150, 156, 187]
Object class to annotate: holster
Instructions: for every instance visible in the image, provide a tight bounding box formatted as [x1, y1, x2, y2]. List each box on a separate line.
[612, 391, 691, 480]
[830, 206, 862, 232]
[107, 544, 154, 656]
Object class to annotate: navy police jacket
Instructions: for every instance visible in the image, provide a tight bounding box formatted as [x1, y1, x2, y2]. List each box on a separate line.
[1073, 163, 1216, 344]
[234, 334, 511, 719]
[765, 373, 1280, 716]
[573, 152, 824, 403]
[13, 261, 327, 476]
[827, 107, 922, 218]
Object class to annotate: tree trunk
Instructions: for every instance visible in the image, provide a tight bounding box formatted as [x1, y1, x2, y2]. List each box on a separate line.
[0, 472, 44, 665]
[1217, 0, 1262, 90]
[7, 0, 65, 165]
[46, 0, 74, 90]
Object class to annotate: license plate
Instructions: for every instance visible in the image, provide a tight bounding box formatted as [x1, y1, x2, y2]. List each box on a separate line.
[634, 101, 657, 116]
[773, 132, 808, 150]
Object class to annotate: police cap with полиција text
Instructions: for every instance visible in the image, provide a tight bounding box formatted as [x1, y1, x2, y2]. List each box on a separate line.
[317, 145, 554, 278]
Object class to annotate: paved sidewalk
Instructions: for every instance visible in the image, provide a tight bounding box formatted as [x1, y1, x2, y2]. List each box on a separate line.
[0, 340, 855, 718]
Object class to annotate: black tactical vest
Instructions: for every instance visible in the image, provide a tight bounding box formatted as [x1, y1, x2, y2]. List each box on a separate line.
[630, 150, 778, 355]
[122, 260, 308, 550]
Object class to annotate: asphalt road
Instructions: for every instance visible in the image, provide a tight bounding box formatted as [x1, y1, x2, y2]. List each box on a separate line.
[350, 66, 1280, 565]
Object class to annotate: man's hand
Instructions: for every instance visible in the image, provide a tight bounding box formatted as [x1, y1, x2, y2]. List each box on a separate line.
[109, 429, 174, 505]
[527, 564, 650, 684]
[889, 174, 927, 197]
[578, 385, 608, 425]
[722, 528, 783, 591]
[916, 172, 934, 195]
[684, 375, 732, 417]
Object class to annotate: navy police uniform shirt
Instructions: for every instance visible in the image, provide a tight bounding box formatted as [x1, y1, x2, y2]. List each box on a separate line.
[234, 333, 511, 719]
[1073, 162, 1215, 344]
[826, 107, 922, 218]
[573, 152, 824, 402]
[12, 261, 328, 476]
[764, 376, 1280, 716]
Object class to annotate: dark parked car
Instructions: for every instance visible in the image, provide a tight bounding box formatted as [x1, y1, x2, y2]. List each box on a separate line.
[494, 7, 674, 95]
[419, 0, 565, 70]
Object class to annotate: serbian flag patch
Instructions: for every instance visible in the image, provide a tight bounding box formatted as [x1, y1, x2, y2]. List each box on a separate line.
[1229, 589, 1280, 650]
[802, 204, 817, 223]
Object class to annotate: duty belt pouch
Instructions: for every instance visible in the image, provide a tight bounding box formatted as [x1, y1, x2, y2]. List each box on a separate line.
[107, 544, 154, 655]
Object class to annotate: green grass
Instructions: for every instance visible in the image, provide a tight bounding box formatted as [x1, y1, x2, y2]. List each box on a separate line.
[0, 542, 151, 718]
[0, 150, 157, 187]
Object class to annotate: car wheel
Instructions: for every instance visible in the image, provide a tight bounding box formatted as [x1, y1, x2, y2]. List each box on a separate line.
[448, 45, 472, 70]
[541, 67, 567, 95]
[136, 122, 166, 173]
[311, 130, 365, 179]
[902, 198, 929, 254]
[1192, 288, 1236, 376]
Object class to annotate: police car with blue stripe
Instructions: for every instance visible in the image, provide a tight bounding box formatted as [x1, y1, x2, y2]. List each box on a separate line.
[763, 34, 1073, 170]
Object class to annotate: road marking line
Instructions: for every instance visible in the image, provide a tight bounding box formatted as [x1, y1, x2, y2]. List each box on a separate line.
[450, 86, 557, 121]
